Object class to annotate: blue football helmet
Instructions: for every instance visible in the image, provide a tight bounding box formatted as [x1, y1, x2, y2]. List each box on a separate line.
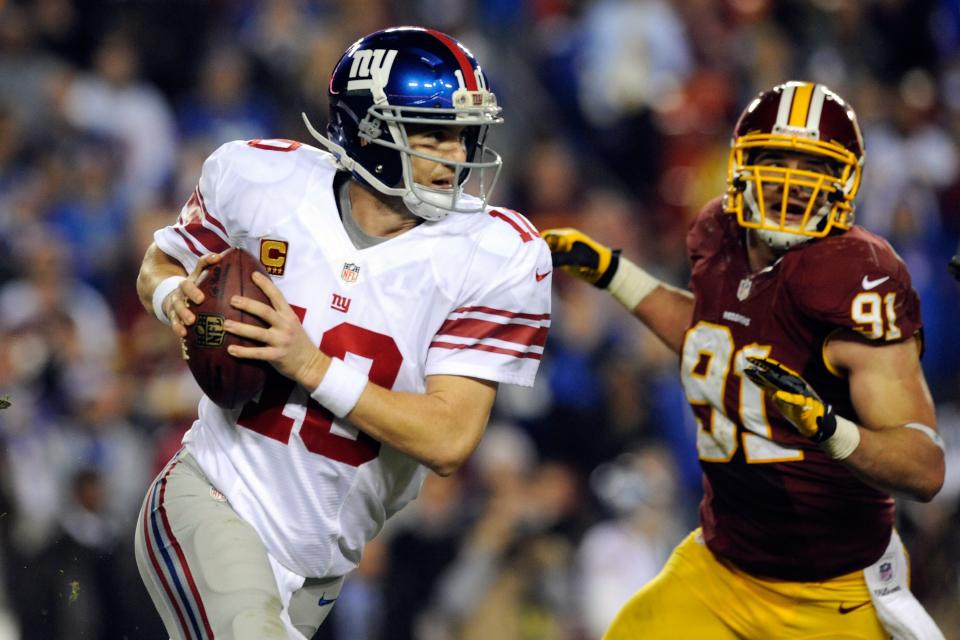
[303, 27, 503, 221]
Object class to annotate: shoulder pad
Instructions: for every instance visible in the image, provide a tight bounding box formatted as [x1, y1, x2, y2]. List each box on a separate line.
[786, 227, 922, 341]
[483, 206, 541, 247]
[208, 139, 335, 186]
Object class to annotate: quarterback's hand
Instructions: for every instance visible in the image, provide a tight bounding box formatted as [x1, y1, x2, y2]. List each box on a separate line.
[743, 356, 837, 442]
[540, 227, 620, 288]
[223, 271, 327, 386]
[163, 252, 223, 339]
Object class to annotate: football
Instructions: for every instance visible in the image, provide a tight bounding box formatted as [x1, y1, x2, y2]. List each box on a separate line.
[183, 247, 272, 409]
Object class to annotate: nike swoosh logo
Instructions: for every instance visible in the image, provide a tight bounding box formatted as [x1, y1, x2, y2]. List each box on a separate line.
[318, 593, 338, 607]
[838, 601, 871, 614]
[536, 270, 552, 282]
[861, 275, 890, 290]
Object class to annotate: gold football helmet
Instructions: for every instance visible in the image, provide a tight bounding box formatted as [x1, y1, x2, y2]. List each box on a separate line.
[724, 81, 864, 250]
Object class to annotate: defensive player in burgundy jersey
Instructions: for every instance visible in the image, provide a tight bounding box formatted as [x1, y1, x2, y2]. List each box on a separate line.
[134, 28, 551, 640]
[544, 81, 945, 639]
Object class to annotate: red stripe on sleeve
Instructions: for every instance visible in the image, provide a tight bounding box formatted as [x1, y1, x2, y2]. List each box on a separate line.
[181, 192, 203, 226]
[429, 340, 542, 360]
[437, 317, 548, 348]
[452, 306, 550, 322]
[174, 227, 204, 257]
[183, 222, 230, 253]
[195, 187, 229, 236]
[425, 29, 478, 90]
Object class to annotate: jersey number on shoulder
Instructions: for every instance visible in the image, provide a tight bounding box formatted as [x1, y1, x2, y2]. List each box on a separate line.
[236, 307, 402, 467]
[488, 209, 538, 243]
[247, 138, 302, 152]
[681, 322, 803, 464]
[852, 292, 901, 340]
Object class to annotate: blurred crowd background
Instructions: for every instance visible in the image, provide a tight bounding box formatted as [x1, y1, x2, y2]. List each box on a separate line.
[1, 0, 960, 638]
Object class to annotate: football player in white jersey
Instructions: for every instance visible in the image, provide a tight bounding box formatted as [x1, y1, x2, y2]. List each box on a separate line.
[134, 27, 552, 640]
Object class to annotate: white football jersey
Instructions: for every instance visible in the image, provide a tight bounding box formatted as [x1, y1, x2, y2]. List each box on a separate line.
[154, 138, 553, 578]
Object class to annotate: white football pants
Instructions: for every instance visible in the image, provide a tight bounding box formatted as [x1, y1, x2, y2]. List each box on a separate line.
[134, 449, 343, 640]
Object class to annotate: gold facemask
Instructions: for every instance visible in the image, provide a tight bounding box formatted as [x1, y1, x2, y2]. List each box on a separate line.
[724, 133, 862, 241]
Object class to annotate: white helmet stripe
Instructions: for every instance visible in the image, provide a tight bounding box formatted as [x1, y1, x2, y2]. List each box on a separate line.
[775, 84, 796, 129]
[805, 84, 826, 137]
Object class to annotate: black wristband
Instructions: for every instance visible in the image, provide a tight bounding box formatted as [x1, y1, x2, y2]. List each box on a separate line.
[812, 407, 837, 443]
[594, 250, 621, 289]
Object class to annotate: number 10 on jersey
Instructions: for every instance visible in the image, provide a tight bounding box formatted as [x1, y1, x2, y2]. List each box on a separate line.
[236, 306, 403, 467]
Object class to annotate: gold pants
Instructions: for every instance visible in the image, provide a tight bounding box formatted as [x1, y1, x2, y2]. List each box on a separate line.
[605, 529, 887, 640]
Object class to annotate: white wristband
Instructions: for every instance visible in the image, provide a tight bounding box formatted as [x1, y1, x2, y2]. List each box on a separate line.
[310, 357, 368, 418]
[608, 257, 661, 311]
[820, 415, 861, 460]
[152, 276, 186, 325]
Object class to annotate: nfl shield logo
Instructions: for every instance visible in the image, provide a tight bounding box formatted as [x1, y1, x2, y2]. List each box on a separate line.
[879, 561, 893, 583]
[737, 277, 752, 301]
[341, 262, 360, 283]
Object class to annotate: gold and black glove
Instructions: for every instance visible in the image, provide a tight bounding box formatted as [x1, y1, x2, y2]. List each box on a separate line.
[540, 227, 620, 288]
[742, 356, 837, 442]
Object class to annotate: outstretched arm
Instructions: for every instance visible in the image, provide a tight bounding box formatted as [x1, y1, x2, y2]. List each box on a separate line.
[630, 287, 696, 354]
[540, 228, 694, 353]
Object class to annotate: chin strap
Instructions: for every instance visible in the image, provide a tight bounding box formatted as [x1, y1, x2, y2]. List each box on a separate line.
[402, 190, 451, 222]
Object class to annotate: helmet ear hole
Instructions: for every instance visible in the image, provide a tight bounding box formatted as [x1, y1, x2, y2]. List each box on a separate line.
[358, 116, 382, 140]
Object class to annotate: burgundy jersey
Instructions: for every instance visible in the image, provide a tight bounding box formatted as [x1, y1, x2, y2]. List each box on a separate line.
[681, 198, 922, 581]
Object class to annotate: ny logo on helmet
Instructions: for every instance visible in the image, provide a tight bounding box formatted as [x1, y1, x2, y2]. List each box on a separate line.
[347, 49, 398, 91]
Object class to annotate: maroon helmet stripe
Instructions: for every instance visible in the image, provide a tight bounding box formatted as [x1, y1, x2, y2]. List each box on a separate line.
[425, 29, 478, 90]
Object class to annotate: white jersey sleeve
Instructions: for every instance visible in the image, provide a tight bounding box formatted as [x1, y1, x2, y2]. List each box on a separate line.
[153, 139, 308, 271]
[426, 208, 553, 387]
